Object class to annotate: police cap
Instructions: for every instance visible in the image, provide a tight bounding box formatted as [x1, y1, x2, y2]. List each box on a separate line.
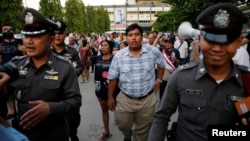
[21, 8, 58, 36]
[196, 3, 249, 44]
[54, 20, 67, 34]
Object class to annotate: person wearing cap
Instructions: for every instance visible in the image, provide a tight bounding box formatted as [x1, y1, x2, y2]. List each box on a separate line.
[8, 8, 82, 141]
[51, 19, 82, 141]
[148, 3, 250, 141]
[52, 20, 83, 78]
[107, 23, 166, 141]
[159, 37, 180, 100]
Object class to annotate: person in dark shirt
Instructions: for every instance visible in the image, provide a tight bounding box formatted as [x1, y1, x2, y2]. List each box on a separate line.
[0, 25, 25, 120]
[149, 3, 250, 141]
[9, 8, 82, 141]
[82, 40, 119, 141]
[51, 19, 83, 141]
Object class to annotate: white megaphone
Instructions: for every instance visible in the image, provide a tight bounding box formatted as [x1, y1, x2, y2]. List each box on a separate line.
[178, 21, 200, 39]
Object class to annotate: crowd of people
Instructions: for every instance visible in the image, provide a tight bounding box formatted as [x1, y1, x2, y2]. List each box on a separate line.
[0, 2, 250, 141]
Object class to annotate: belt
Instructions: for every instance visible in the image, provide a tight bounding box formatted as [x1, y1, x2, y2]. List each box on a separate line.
[123, 89, 154, 100]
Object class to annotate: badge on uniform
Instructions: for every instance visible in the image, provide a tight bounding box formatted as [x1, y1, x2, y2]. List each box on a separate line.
[19, 66, 28, 78]
[44, 69, 59, 80]
[227, 95, 244, 107]
[186, 89, 202, 96]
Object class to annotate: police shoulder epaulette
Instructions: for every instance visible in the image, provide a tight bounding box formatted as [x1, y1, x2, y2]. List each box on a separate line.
[11, 55, 27, 61]
[55, 54, 68, 62]
[237, 64, 250, 72]
[67, 46, 76, 52]
[178, 61, 199, 71]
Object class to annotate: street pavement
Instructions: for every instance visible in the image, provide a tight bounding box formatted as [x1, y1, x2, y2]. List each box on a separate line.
[77, 72, 123, 141]
[77, 72, 178, 141]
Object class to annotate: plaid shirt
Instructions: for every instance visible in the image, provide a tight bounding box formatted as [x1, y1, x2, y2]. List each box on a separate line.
[108, 45, 166, 97]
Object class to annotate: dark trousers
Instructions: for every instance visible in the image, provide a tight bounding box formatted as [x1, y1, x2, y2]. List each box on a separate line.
[0, 94, 9, 118]
[18, 119, 69, 141]
[159, 80, 168, 100]
[68, 110, 81, 141]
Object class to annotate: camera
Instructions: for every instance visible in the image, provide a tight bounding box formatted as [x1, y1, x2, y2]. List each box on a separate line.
[0, 62, 19, 82]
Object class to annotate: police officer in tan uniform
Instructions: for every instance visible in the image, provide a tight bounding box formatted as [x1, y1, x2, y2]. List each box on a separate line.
[9, 8, 82, 141]
[149, 3, 250, 141]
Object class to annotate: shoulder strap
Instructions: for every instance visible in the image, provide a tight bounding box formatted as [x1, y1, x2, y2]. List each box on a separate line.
[177, 42, 183, 50]
[163, 49, 175, 71]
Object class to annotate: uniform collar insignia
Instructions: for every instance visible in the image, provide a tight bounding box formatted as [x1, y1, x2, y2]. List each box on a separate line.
[46, 69, 59, 75]
[48, 61, 52, 65]
[199, 68, 205, 74]
[25, 12, 34, 24]
[214, 9, 230, 28]
[235, 73, 239, 78]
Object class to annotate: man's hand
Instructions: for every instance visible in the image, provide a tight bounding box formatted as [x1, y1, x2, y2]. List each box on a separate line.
[154, 79, 161, 92]
[108, 97, 116, 112]
[19, 100, 50, 130]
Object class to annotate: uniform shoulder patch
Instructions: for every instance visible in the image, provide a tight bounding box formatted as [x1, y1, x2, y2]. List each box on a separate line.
[237, 64, 250, 72]
[178, 61, 199, 71]
[54, 54, 69, 62]
[11, 55, 27, 61]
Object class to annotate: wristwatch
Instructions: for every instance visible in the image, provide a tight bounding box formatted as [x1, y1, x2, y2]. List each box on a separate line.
[157, 78, 163, 83]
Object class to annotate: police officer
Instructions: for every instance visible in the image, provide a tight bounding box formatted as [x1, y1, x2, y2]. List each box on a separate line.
[9, 8, 82, 141]
[148, 3, 250, 141]
[52, 20, 83, 77]
[52, 19, 83, 141]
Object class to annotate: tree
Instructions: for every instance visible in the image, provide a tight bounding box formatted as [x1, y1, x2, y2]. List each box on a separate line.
[85, 5, 95, 33]
[94, 6, 110, 33]
[64, 0, 85, 33]
[153, 0, 238, 32]
[0, 0, 24, 33]
[39, 0, 63, 20]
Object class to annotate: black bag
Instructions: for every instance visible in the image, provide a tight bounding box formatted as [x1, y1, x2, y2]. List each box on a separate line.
[166, 122, 177, 141]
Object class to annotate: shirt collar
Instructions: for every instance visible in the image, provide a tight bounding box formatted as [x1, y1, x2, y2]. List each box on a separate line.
[125, 44, 148, 56]
[23, 51, 55, 70]
[195, 59, 243, 86]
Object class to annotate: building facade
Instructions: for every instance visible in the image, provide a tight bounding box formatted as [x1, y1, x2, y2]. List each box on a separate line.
[94, 0, 171, 32]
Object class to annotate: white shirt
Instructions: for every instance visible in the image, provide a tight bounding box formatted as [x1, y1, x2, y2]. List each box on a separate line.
[174, 39, 188, 58]
[232, 46, 250, 68]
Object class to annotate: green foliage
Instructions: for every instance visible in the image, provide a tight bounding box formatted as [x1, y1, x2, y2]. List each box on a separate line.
[39, 0, 63, 20]
[63, 0, 110, 34]
[155, 0, 239, 32]
[0, 0, 24, 33]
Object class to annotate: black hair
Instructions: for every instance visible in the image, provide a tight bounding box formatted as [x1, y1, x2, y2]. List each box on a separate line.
[125, 23, 143, 36]
[82, 39, 88, 46]
[101, 40, 113, 55]
[118, 41, 128, 50]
